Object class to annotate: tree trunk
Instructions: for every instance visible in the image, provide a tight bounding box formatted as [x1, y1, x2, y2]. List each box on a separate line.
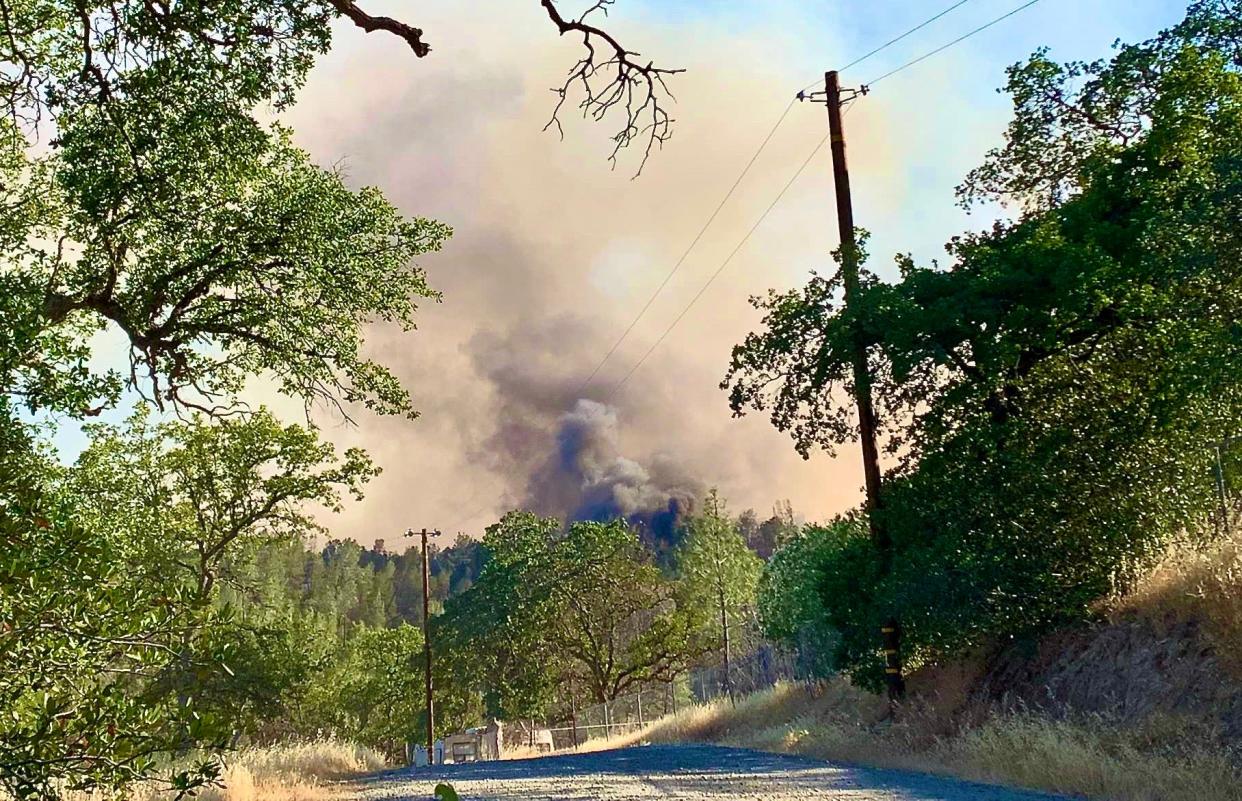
[719, 584, 732, 703]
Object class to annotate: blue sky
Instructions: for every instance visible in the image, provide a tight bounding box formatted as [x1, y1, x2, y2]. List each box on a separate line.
[636, 0, 1182, 71]
[633, 0, 1186, 271]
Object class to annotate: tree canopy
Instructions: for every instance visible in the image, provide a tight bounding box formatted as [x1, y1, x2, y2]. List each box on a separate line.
[438, 512, 707, 721]
[736, 1, 1242, 686]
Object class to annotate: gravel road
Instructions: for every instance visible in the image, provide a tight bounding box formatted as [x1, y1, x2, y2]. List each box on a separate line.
[354, 743, 1070, 801]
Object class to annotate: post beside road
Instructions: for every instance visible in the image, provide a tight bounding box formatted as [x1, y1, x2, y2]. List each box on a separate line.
[407, 527, 442, 764]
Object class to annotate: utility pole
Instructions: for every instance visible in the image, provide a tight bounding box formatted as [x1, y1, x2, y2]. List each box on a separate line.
[804, 71, 904, 701]
[408, 527, 442, 763]
[570, 680, 580, 749]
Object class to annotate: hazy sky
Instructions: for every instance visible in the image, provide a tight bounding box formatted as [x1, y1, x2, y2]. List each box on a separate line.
[63, 1, 1188, 547]
[268, 0, 1187, 547]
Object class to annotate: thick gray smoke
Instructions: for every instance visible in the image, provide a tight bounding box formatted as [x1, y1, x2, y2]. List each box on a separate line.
[275, 3, 903, 543]
[467, 319, 703, 551]
[526, 399, 701, 552]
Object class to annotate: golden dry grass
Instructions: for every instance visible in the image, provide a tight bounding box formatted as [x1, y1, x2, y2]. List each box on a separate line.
[941, 712, 1241, 801]
[108, 739, 388, 801]
[198, 739, 387, 801]
[616, 678, 1240, 801]
[1110, 529, 1242, 675]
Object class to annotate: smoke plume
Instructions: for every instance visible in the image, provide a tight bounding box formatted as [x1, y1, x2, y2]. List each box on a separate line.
[525, 399, 700, 551]
[265, 0, 1016, 543]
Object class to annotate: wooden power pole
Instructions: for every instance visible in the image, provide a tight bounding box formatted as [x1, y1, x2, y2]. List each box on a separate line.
[814, 70, 905, 701]
[408, 527, 442, 762]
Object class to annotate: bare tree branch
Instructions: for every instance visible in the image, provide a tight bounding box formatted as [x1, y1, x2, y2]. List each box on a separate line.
[326, 0, 431, 57]
[539, 0, 683, 175]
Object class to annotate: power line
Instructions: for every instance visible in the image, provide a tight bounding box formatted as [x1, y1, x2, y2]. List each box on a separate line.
[865, 0, 1046, 87]
[607, 129, 834, 399]
[444, 499, 483, 536]
[585, 0, 987, 397]
[447, 114, 830, 528]
[798, 0, 979, 93]
[576, 97, 800, 394]
[442, 485, 501, 537]
[439, 0, 1046, 529]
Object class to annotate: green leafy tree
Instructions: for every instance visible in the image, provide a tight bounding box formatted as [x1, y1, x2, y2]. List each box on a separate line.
[299, 624, 425, 757]
[757, 516, 867, 679]
[0, 410, 377, 799]
[724, 2, 1242, 684]
[437, 512, 566, 722]
[73, 410, 377, 600]
[440, 512, 701, 723]
[80, 411, 375, 724]
[676, 490, 762, 698]
[0, 432, 228, 801]
[553, 519, 698, 708]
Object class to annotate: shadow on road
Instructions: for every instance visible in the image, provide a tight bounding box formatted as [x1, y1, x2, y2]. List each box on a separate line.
[356, 743, 1070, 800]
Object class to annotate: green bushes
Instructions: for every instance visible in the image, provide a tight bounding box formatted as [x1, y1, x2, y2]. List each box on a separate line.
[757, 517, 868, 678]
[747, 3, 1242, 686]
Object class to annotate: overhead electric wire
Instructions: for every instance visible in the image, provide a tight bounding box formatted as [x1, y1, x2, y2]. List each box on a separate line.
[576, 97, 800, 394]
[443, 491, 486, 535]
[438, 0, 1048, 532]
[804, 0, 978, 93]
[798, 0, 978, 93]
[864, 0, 1046, 87]
[584, 0, 990, 396]
[606, 128, 835, 399]
[840, 0, 975, 72]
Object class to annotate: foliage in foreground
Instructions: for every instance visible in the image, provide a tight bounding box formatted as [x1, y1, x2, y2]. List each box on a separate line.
[733, 1, 1242, 685]
[1, 412, 377, 800]
[0, 0, 445, 795]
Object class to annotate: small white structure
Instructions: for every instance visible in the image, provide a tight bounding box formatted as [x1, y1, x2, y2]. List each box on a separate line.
[411, 744, 428, 768]
[503, 721, 554, 754]
[433, 738, 445, 765]
[529, 728, 554, 753]
[444, 732, 480, 763]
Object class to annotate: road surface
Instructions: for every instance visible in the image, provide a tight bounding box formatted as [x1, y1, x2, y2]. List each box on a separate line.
[355, 743, 1068, 800]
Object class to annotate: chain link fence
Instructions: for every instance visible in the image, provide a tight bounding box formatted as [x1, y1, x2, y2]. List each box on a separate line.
[535, 640, 832, 750]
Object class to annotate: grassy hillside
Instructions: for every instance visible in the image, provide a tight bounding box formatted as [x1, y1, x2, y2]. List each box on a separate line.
[606, 533, 1242, 801]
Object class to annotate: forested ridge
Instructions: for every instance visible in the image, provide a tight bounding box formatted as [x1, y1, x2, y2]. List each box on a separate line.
[1, 1, 1240, 800]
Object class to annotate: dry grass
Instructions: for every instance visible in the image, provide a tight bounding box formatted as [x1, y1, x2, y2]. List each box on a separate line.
[942, 712, 1241, 801]
[198, 739, 387, 801]
[1111, 529, 1242, 675]
[111, 740, 388, 801]
[616, 680, 1240, 801]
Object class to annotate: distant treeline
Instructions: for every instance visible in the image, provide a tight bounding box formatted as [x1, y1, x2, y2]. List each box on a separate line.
[233, 497, 792, 634]
[231, 534, 490, 632]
